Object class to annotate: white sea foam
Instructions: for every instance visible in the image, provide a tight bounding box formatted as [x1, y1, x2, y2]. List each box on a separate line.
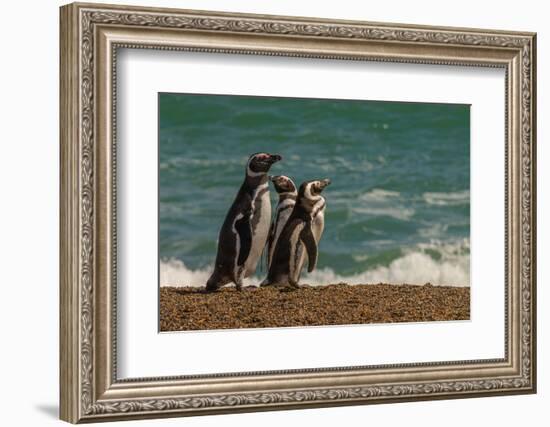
[303, 252, 469, 287]
[351, 206, 415, 221]
[423, 190, 470, 206]
[160, 239, 470, 288]
[352, 189, 414, 221]
[359, 188, 401, 201]
[160, 259, 211, 287]
[306, 238, 469, 287]
[160, 258, 259, 288]
[418, 223, 449, 238]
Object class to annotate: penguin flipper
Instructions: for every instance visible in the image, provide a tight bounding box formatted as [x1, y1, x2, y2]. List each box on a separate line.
[300, 225, 318, 273]
[266, 220, 275, 268]
[234, 211, 252, 267]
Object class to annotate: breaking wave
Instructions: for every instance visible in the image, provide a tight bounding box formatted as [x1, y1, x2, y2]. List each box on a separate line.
[303, 251, 469, 287]
[351, 189, 415, 221]
[160, 239, 469, 288]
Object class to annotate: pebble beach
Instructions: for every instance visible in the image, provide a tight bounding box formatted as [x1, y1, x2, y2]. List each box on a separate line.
[160, 283, 470, 331]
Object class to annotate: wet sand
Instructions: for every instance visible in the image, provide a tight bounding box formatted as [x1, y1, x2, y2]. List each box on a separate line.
[160, 283, 470, 331]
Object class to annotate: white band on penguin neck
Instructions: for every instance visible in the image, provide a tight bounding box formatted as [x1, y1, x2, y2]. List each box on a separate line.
[304, 183, 322, 201]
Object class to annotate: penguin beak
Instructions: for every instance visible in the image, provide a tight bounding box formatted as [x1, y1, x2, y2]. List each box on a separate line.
[268, 154, 282, 164]
[319, 178, 331, 189]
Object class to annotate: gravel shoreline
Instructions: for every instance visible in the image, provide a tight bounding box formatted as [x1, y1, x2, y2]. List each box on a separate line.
[160, 283, 470, 331]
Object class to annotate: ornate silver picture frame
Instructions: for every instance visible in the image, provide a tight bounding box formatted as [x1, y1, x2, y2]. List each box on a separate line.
[60, 2, 536, 423]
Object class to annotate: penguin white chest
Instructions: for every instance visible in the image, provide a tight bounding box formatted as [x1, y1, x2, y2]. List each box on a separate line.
[244, 186, 271, 275]
[254, 189, 272, 238]
[313, 208, 325, 242]
[269, 200, 295, 260]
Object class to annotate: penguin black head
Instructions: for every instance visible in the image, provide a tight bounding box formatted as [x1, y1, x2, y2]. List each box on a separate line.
[270, 175, 297, 195]
[298, 178, 331, 210]
[247, 152, 282, 177]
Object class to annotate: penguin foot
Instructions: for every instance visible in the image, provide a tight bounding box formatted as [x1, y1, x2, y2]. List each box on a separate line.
[262, 281, 297, 290]
[206, 272, 233, 292]
[205, 279, 223, 293]
[205, 275, 221, 292]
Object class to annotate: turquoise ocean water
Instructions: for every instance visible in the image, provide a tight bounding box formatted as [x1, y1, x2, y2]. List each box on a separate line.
[159, 93, 470, 287]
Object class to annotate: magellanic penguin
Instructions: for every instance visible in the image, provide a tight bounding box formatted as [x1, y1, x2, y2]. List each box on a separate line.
[266, 175, 297, 269]
[206, 153, 282, 292]
[262, 178, 330, 288]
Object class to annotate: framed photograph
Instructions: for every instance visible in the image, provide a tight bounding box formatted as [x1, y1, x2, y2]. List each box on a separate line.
[60, 2, 537, 423]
